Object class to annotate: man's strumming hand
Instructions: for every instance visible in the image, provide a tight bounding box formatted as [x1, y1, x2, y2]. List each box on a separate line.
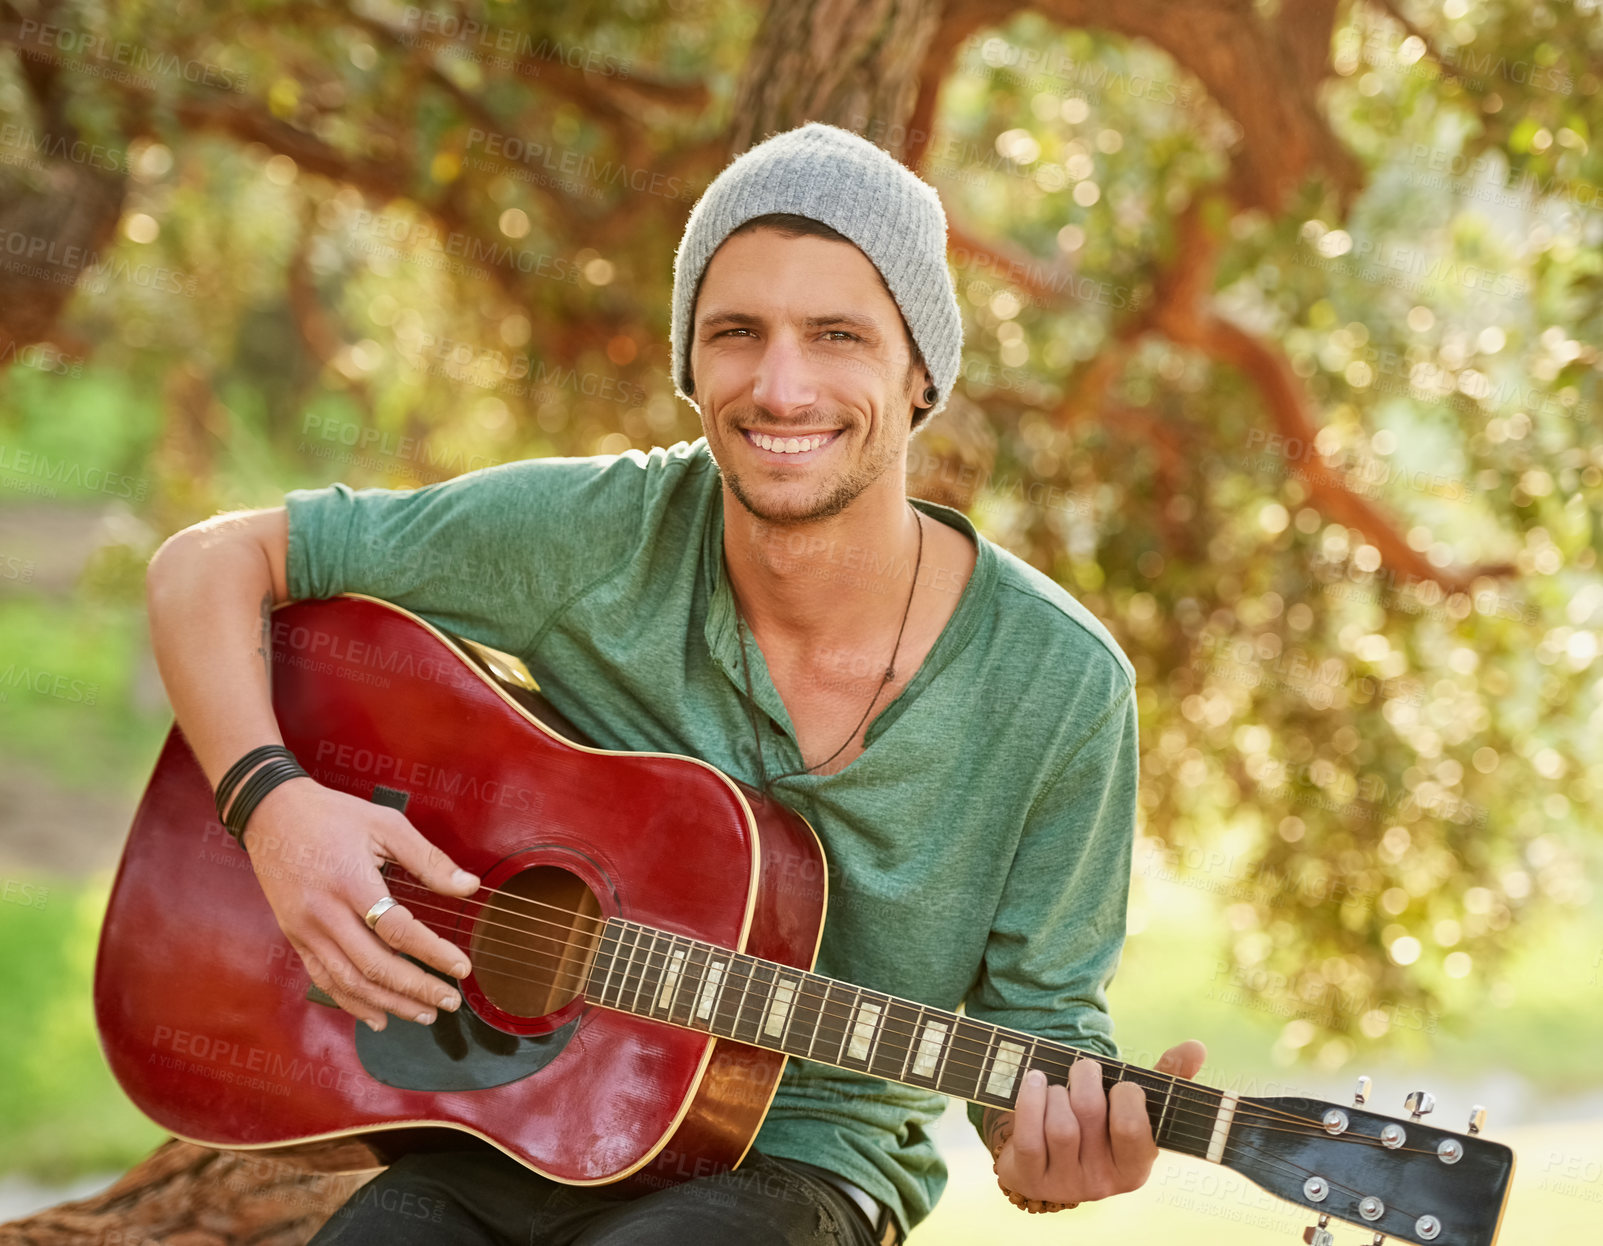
[988, 1039, 1208, 1207]
[243, 778, 480, 1031]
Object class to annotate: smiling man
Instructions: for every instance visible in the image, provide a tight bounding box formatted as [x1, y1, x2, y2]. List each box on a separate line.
[145, 121, 1202, 1246]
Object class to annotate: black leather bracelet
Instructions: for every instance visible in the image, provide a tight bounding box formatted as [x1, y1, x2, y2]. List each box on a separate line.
[224, 756, 308, 850]
[225, 757, 307, 850]
[214, 745, 296, 822]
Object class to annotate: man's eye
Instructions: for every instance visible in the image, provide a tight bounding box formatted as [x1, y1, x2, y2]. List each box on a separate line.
[823, 330, 859, 342]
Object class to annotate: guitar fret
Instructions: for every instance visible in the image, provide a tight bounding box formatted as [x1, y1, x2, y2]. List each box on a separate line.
[1156, 1077, 1177, 1145]
[673, 940, 710, 1028]
[609, 925, 641, 1009]
[803, 975, 829, 1059]
[639, 929, 669, 1018]
[991, 1035, 1027, 1102]
[602, 923, 634, 1013]
[835, 984, 856, 1063]
[585, 923, 617, 1001]
[861, 991, 905, 1078]
[840, 987, 884, 1067]
[829, 983, 858, 1064]
[817, 977, 853, 1062]
[941, 1018, 995, 1099]
[765, 970, 800, 1045]
[630, 927, 657, 1016]
[863, 996, 902, 1081]
[1169, 1079, 1226, 1160]
[899, 1004, 923, 1082]
[741, 961, 778, 1044]
[696, 951, 728, 1027]
[931, 1013, 957, 1088]
[968, 1026, 993, 1103]
[594, 925, 617, 1006]
[658, 937, 688, 1016]
[911, 1012, 950, 1083]
[1034, 1044, 1074, 1085]
[711, 952, 749, 1037]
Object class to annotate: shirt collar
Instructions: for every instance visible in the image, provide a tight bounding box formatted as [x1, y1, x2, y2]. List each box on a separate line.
[701, 472, 997, 774]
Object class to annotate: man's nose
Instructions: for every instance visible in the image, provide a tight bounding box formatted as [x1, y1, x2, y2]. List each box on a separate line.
[750, 334, 821, 419]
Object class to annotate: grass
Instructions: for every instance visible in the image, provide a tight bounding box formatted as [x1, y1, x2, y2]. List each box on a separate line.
[0, 595, 170, 794]
[912, 1112, 1599, 1242]
[0, 871, 166, 1182]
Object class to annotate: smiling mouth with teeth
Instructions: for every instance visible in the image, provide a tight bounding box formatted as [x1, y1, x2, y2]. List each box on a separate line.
[744, 429, 840, 455]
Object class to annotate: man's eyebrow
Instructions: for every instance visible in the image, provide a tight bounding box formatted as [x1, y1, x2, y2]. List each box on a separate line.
[698, 310, 884, 335]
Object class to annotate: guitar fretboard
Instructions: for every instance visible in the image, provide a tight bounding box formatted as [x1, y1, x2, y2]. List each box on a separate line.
[582, 918, 1227, 1161]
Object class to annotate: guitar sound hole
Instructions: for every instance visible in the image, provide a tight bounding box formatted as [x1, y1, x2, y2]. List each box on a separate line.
[469, 865, 603, 1020]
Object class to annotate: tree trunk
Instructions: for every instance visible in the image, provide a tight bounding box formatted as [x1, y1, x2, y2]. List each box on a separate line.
[0, 1139, 381, 1246]
[1, 4, 961, 1238]
[0, 28, 127, 365]
[728, 0, 944, 159]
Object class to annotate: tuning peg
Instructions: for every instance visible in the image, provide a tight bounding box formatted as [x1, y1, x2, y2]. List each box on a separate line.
[1405, 1090, 1436, 1120]
[1467, 1104, 1487, 1135]
[1302, 1212, 1334, 1246]
[1353, 1075, 1372, 1106]
[1370, 1235, 1386, 1245]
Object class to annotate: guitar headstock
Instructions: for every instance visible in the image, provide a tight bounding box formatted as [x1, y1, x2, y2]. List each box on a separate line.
[1220, 1080, 1513, 1245]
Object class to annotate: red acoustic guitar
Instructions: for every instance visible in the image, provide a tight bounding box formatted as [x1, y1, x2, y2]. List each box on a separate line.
[95, 595, 1514, 1244]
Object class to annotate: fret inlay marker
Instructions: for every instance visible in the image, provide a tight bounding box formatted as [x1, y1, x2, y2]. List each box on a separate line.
[1206, 1094, 1239, 1163]
[765, 976, 798, 1038]
[657, 947, 685, 1012]
[986, 1040, 1028, 1098]
[696, 959, 726, 1021]
[846, 1001, 881, 1062]
[912, 1020, 948, 1078]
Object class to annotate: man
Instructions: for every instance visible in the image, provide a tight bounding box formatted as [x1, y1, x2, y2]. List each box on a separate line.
[145, 121, 1203, 1245]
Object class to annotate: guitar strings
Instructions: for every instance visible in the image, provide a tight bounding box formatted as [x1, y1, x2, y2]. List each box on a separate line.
[382, 880, 1401, 1153]
[384, 872, 1429, 1148]
[369, 879, 1433, 1154]
[380, 881, 1413, 1152]
[295, 880, 1426, 1213]
[361, 902, 1440, 1190]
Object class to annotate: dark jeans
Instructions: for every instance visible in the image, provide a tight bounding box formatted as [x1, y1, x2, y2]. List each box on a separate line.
[306, 1145, 883, 1246]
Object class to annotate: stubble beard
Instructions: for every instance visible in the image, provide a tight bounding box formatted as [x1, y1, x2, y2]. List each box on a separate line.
[718, 413, 905, 526]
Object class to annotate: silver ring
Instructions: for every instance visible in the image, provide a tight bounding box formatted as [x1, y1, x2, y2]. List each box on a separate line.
[363, 895, 399, 930]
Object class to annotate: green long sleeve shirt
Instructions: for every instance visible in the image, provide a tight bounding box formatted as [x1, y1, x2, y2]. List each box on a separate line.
[283, 436, 1139, 1237]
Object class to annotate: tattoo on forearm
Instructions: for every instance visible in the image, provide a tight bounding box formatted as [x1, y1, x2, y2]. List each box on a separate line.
[256, 592, 272, 679]
[984, 1107, 1014, 1154]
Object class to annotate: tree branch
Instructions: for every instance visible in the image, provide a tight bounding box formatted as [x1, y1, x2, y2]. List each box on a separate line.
[1193, 314, 1514, 590]
[1041, 197, 1510, 590]
[939, 208, 1085, 306]
[1366, 0, 1475, 90]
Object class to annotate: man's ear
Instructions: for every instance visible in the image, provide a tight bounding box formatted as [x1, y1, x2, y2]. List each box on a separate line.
[909, 369, 935, 432]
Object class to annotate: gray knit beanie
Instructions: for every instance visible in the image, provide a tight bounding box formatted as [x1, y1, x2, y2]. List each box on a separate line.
[670, 121, 963, 429]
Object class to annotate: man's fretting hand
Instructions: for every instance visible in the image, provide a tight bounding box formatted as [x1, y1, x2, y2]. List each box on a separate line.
[990, 1039, 1208, 1207]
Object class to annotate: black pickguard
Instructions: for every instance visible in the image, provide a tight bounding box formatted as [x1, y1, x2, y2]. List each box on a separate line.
[348, 957, 579, 1091]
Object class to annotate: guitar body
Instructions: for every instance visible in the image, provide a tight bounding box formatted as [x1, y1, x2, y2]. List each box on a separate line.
[93, 595, 827, 1191]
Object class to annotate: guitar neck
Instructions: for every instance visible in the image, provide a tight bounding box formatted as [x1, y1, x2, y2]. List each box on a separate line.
[582, 917, 1230, 1162]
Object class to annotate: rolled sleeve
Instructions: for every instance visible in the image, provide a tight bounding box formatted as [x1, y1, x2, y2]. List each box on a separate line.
[283, 454, 647, 656]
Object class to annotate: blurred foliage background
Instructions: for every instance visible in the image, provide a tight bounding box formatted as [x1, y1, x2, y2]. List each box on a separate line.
[1, 0, 1602, 1237]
